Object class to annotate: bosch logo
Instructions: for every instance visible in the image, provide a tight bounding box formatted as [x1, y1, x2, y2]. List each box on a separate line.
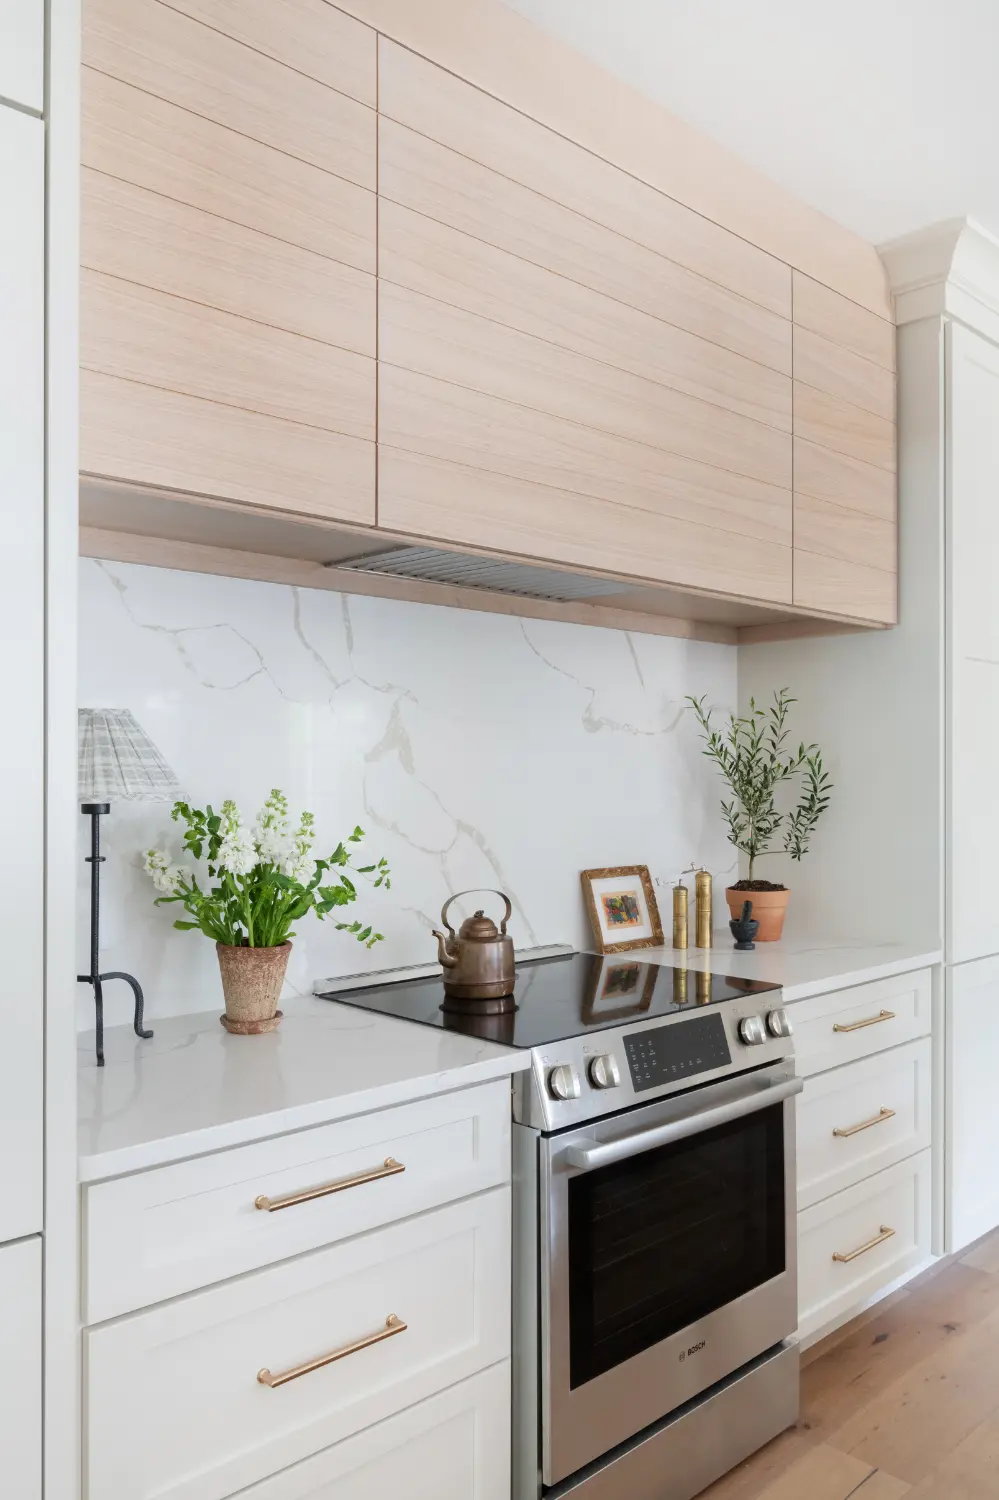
[679, 1340, 706, 1363]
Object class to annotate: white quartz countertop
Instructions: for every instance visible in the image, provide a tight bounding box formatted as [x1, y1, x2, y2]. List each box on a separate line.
[78, 994, 530, 1183]
[640, 932, 941, 1003]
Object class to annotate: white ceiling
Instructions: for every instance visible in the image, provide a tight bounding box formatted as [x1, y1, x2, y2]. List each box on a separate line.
[504, 0, 998, 247]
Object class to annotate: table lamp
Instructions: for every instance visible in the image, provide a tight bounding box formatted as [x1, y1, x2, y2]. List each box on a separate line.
[78, 708, 182, 1065]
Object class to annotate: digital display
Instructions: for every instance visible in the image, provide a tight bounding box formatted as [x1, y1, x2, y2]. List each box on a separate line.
[624, 1013, 732, 1091]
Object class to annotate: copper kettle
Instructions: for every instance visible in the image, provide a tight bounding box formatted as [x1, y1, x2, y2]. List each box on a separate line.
[433, 889, 516, 1011]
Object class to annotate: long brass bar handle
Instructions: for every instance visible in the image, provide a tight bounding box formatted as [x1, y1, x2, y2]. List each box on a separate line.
[832, 1225, 896, 1264]
[254, 1157, 404, 1213]
[257, 1314, 407, 1388]
[833, 1107, 896, 1139]
[833, 1009, 896, 1034]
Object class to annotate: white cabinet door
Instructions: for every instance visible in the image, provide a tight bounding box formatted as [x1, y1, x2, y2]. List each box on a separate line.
[234, 1362, 510, 1499]
[947, 954, 999, 1250]
[0, 1237, 42, 1498]
[0, 105, 44, 1243]
[0, 1, 44, 111]
[947, 322, 999, 964]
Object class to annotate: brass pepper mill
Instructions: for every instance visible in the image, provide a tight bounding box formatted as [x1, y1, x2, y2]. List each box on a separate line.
[695, 868, 713, 949]
[672, 880, 689, 949]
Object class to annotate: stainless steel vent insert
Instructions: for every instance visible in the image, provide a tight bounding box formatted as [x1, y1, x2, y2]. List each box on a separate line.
[333, 546, 639, 603]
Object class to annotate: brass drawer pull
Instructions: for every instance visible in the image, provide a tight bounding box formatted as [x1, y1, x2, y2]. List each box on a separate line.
[833, 1009, 896, 1034]
[257, 1314, 407, 1388]
[833, 1107, 896, 1139]
[832, 1225, 896, 1264]
[254, 1157, 405, 1212]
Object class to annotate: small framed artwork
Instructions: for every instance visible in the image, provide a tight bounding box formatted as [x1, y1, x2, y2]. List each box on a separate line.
[580, 865, 664, 954]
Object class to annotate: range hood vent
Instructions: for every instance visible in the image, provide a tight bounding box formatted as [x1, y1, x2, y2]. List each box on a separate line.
[334, 545, 639, 603]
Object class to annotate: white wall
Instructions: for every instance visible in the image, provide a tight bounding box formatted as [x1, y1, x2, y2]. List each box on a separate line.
[78, 558, 737, 1028]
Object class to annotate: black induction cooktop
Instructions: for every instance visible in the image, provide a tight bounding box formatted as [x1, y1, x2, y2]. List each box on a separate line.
[317, 952, 781, 1049]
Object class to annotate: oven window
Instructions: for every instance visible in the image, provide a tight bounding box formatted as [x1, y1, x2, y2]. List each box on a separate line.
[567, 1103, 786, 1388]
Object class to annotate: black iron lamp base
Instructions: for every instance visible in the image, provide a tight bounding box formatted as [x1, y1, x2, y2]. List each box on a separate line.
[78, 802, 154, 1067]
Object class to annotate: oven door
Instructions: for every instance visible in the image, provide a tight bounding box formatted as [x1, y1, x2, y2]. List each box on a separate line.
[541, 1062, 800, 1485]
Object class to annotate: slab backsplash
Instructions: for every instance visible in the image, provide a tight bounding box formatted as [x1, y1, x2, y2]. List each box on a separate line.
[77, 557, 737, 1029]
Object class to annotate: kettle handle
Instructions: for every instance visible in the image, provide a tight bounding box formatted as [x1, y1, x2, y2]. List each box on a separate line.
[440, 888, 513, 937]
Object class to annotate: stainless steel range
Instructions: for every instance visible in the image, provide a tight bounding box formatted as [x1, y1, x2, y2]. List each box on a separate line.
[320, 950, 801, 1500]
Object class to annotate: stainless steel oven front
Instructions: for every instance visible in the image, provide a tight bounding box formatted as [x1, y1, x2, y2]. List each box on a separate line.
[539, 1060, 800, 1485]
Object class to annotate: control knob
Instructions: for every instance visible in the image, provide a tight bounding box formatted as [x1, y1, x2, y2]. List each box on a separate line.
[766, 1008, 792, 1039]
[738, 1015, 767, 1047]
[547, 1063, 581, 1101]
[588, 1053, 621, 1090]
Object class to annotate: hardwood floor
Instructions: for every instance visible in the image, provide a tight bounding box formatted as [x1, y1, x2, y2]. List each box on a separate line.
[699, 1227, 999, 1499]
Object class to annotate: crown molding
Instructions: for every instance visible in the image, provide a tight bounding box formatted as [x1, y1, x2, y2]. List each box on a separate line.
[879, 217, 999, 339]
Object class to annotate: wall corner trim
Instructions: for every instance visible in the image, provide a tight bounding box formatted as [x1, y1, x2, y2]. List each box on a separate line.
[880, 217, 999, 338]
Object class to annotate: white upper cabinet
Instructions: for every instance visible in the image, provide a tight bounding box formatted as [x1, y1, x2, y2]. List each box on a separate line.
[0, 105, 45, 1242]
[947, 322, 999, 965]
[0, 0, 44, 112]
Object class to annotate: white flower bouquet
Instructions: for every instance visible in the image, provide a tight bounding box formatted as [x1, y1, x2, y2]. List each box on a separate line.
[145, 790, 390, 950]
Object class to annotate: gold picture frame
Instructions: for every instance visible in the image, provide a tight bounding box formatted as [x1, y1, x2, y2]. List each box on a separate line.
[580, 865, 664, 954]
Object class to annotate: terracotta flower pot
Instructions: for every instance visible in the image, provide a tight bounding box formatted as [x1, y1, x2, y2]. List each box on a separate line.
[725, 888, 789, 943]
[216, 941, 291, 1033]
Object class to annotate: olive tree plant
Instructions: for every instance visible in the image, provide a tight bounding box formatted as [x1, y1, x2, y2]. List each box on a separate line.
[687, 689, 832, 886]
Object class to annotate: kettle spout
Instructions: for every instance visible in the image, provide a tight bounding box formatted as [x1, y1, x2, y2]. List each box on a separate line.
[433, 929, 458, 968]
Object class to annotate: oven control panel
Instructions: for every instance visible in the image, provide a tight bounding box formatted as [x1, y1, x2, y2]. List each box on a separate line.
[624, 1013, 732, 1092]
[516, 992, 794, 1130]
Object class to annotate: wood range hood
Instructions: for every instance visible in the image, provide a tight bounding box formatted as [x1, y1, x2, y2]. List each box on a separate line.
[80, 481, 871, 648]
[79, 0, 898, 649]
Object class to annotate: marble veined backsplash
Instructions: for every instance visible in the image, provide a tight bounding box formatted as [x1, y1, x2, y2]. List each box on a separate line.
[77, 557, 737, 1030]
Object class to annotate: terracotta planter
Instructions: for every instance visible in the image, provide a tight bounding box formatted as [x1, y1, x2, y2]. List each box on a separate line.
[216, 941, 291, 1033]
[725, 888, 789, 943]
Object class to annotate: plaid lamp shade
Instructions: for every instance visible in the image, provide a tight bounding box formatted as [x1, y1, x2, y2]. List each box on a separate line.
[78, 708, 182, 803]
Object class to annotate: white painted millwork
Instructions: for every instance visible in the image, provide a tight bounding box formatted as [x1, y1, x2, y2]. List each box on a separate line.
[796, 1038, 931, 1210]
[225, 1361, 510, 1500]
[0, 0, 44, 111]
[0, 102, 45, 1247]
[86, 1186, 510, 1500]
[0, 1237, 42, 1498]
[797, 1150, 931, 1342]
[788, 969, 932, 1078]
[84, 1078, 510, 1320]
[946, 321, 999, 966]
[946, 955, 999, 1251]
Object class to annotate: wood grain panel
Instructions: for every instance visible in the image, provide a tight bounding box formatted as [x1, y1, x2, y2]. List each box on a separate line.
[794, 493, 896, 574]
[379, 120, 792, 375]
[793, 272, 895, 370]
[85, 0, 376, 188]
[378, 39, 791, 317]
[793, 548, 896, 624]
[379, 201, 791, 432]
[82, 270, 375, 439]
[794, 382, 896, 473]
[793, 438, 896, 522]
[380, 365, 792, 546]
[162, 0, 377, 107]
[794, 326, 895, 421]
[81, 370, 375, 522]
[82, 170, 375, 354]
[83, 69, 376, 271]
[379, 447, 792, 604]
[380, 283, 791, 489]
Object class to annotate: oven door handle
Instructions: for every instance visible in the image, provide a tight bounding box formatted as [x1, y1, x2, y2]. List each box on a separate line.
[564, 1076, 804, 1172]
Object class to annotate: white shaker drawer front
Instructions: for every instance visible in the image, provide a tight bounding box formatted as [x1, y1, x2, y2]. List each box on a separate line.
[797, 1150, 930, 1342]
[86, 1187, 510, 1500]
[233, 1360, 510, 1499]
[791, 969, 931, 1077]
[797, 1038, 931, 1210]
[84, 1079, 510, 1322]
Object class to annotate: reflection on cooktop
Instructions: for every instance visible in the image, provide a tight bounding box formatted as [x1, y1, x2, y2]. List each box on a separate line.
[317, 952, 780, 1049]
